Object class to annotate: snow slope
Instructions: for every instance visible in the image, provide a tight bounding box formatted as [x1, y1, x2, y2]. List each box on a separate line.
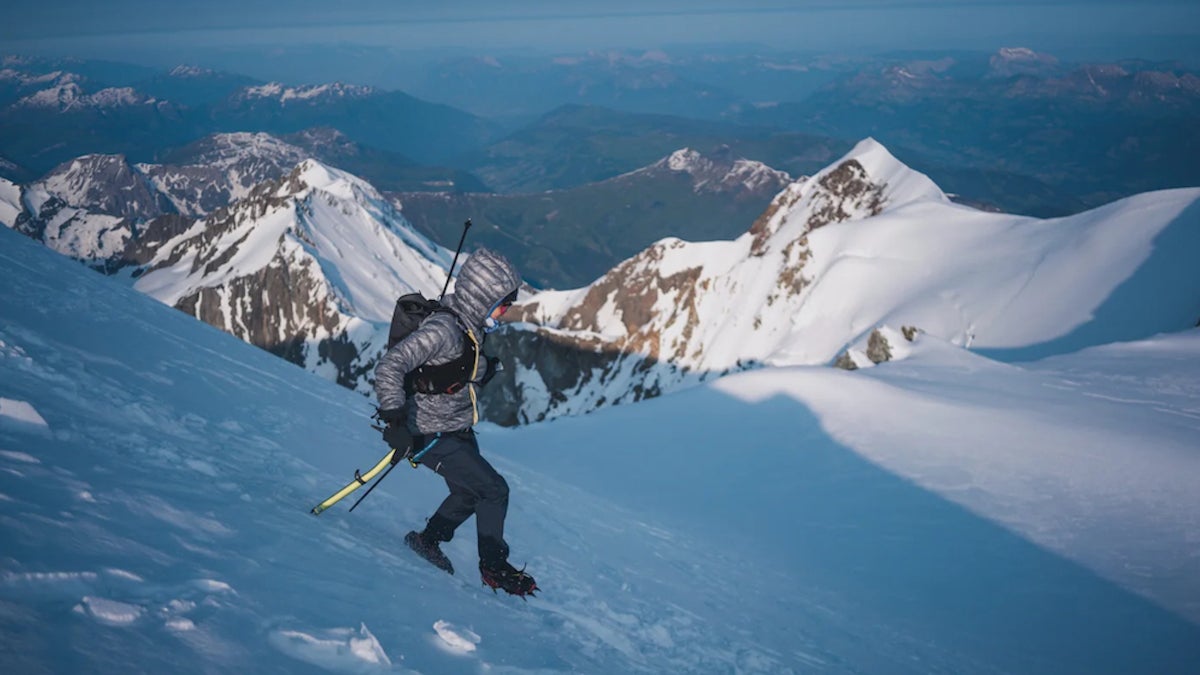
[2, 217, 1199, 673]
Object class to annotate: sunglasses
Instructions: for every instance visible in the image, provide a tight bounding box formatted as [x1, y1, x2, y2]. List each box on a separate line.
[496, 289, 519, 314]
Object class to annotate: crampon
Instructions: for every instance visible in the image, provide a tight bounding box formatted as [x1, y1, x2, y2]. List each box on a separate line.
[479, 562, 539, 599]
[405, 530, 454, 575]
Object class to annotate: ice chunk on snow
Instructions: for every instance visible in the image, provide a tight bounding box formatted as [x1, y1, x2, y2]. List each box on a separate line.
[0, 398, 48, 427]
[268, 623, 391, 672]
[74, 596, 143, 626]
[432, 620, 481, 654]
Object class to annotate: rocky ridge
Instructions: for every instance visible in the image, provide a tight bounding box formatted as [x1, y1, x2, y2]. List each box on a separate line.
[486, 138, 941, 423]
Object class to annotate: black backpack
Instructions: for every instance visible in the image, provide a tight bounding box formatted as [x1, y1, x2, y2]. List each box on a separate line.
[387, 293, 445, 350]
[386, 293, 479, 395]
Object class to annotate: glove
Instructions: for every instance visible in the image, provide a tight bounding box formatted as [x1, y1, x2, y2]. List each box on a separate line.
[377, 408, 412, 456]
[377, 407, 406, 425]
[384, 424, 413, 458]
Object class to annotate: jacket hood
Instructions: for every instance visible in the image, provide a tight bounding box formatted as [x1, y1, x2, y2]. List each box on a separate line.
[445, 248, 521, 328]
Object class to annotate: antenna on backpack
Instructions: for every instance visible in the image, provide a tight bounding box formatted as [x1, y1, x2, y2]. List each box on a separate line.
[439, 219, 472, 302]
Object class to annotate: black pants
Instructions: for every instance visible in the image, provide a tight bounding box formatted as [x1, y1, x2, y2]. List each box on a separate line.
[416, 430, 510, 566]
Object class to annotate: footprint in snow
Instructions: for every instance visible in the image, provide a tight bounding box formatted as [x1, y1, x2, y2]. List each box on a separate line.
[268, 622, 394, 673]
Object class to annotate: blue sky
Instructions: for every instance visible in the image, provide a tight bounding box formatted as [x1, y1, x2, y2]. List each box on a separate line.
[6, 0, 1199, 60]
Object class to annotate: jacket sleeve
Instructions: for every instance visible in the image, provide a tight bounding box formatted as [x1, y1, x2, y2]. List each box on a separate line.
[374, 318, 461, 412]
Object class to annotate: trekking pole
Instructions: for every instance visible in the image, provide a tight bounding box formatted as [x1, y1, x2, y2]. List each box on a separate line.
[439, 219, 473, 301]
[310, 447, 398, 515]
[347, 457, 401, 512]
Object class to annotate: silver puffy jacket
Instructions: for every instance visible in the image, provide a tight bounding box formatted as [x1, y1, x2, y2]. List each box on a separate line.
[374, 248, 521, 434]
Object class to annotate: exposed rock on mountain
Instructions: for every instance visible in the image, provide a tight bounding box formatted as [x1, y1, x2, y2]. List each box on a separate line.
[132, 160, 452, 392]
[148, 132, 310, 216]
[4, 183, 134, 267]
[38, 154, 175, 219]
[1, 139, 308, 268]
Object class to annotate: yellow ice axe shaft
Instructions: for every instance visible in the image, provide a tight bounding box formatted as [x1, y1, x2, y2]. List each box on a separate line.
[310, 448, 397, 515]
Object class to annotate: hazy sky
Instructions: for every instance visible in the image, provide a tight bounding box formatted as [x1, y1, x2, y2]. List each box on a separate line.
[7, 1, 1199, 66]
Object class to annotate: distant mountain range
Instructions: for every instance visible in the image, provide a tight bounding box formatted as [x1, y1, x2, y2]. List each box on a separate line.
[396, 146, 794, 288]
[0, 57, 499, 177]
[732, 48, 1200, 207]
[412, 47, 1198, 213]
[5, 137, 1197, 427]
[0, 128, 794, 290]
[2, 48, 1198, 412]
[455, 104, 843, 195]
[5, 47, 1196, 222]
[451, 103, 1090, 217]
[407, 49, 749, 121]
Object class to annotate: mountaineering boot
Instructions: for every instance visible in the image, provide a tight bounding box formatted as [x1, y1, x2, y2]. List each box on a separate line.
[405, 530, 454, 575]
[479, 560, 538, 598]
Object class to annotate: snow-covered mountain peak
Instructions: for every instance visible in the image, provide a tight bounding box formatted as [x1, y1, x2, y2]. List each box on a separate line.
[631, 147, 791, 196]
[503, 137, 1200, 425]
[131, 134, 314, 217]
[256, 159, 382, 211]
[133, 160, 451, 389]
[42, 154, 132, 199]
[664, 147, 704, 172]
[0, 54, 34, 66]
[0, 68, 78, 87]
[1, 154, 454, 390]
[726, 157, 794, 193]
[989, 47, 1061, 77]
[87, 87, 152, 107]
[994, 46, 1053, 63]
[14, 81, 83, 108]
[31, 154, 171, 221]
[520, 138, 954, 381]
[241, 81, 375, 104]
[182, 132, 308, 170]
[14, 83, 155, 111]
[168, 64, 215, 78]
[288, 159, 374, 200]
[749, 137, 946, 254]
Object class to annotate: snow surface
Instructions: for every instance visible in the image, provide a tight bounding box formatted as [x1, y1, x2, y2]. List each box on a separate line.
[2, 194, 1199, 672]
